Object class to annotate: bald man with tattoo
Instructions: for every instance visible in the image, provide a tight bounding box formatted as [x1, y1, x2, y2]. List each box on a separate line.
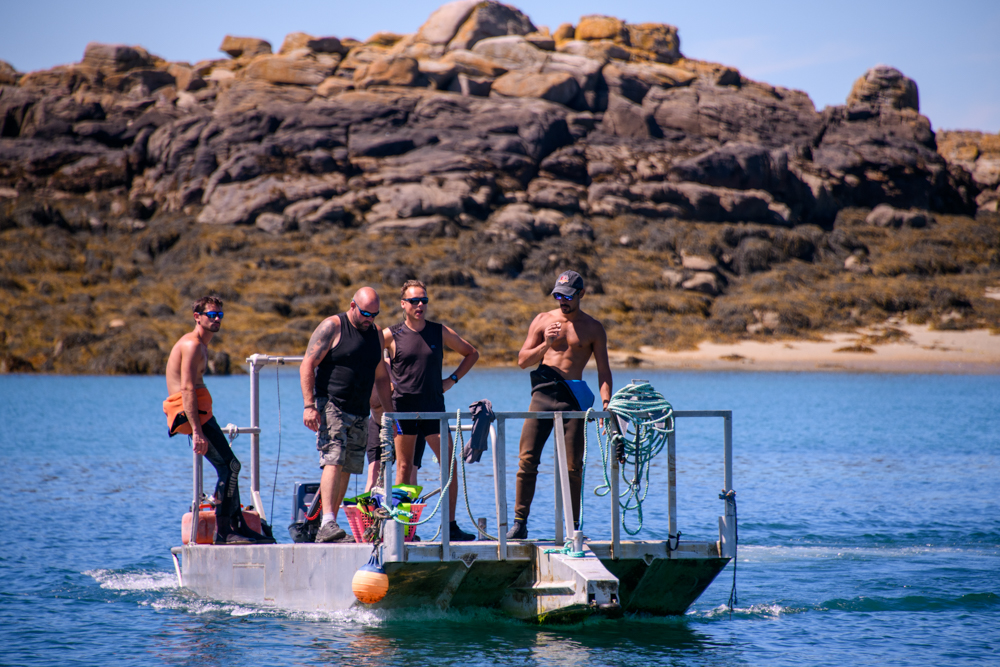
[300, 287, 394, 543]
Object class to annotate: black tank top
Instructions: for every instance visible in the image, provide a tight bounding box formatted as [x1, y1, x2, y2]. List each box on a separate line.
[389, 321, 444, 408]
[315, 313, 382, 415]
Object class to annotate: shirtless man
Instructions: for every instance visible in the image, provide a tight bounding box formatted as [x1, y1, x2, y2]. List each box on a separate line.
[164, 296, 272, 545]
[383, 280, 480, 541]
[507, 271, 613, 540]
[300, 287, 394, 543]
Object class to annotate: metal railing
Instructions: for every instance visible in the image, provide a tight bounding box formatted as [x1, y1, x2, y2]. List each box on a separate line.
[187, 354, 735, 561]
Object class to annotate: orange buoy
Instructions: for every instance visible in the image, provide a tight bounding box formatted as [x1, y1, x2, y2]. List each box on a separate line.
[352, 553, 388, 604]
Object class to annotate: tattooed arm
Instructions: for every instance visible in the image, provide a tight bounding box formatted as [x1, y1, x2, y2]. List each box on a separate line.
[300, 315, 341, 432]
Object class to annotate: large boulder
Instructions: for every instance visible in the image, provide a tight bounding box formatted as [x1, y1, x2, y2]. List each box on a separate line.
[0, 60, 19, 85]
[354, 56, 424, 88]
[471, 35, 546, 68]
[366, 182, 468, 221]
[627, 23, 681, 62]
[642, 81, 822, 147]
[80, 43, 157, 73]
[415, 0, 481, 45]
[243, 55, 333, 86]
[197, 174, 344, 225]
[492, 71, 579, 106]
[865, 203, 933, 228]
[602, 61, 695, 104]
[443, 50, 509, 77]
[575, 15, 629, 44]
[847, 65, 919, 112]
[448, 2, 536, 51]
[669, 143, 791, 193]
[219, 36, 272, 58]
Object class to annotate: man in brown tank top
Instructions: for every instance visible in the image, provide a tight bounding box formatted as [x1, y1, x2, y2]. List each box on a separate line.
[383, 280, 480, 541]
[508, 271, 613, 540]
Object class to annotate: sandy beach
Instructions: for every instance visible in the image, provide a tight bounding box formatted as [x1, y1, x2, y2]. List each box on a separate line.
[608, 322, 1000, 374]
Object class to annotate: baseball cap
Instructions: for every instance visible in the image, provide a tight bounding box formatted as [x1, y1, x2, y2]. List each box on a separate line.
[551, 270, 585, 296]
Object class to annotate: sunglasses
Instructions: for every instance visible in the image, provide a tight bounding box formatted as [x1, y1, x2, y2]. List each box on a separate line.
[353, 302, 378, 318]
[403, 297, 429, 305]
[200, 311, 224, 320]
[553, 293, 576, 301]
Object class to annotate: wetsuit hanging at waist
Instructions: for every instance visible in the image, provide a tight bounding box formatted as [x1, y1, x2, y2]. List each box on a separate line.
[529, 364, 595, 411]
[163, 387, 213, 436]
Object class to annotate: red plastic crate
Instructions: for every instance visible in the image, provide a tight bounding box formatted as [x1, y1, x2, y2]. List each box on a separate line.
[343, 504, 425, 543]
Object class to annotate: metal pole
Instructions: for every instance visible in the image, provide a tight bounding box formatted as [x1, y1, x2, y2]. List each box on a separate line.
[190, 449, 202, 545]
[382, 437, 403, 562]
[724, 412, 733, 497]
[667, 429, 677, 540]
[608, 417, 622, 559]
[492, 418, 508, 561]
[249, 356, 265, 520]
[440, 415, 450, 561]
[552, 412, 575, 542]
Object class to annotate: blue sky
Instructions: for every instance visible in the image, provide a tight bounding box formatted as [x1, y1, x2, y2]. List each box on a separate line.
[2, 0, 998, 132]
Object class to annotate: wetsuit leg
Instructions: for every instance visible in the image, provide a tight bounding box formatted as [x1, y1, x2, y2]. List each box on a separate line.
[201, 416, 242, 535]
[514, 392, 556, 522]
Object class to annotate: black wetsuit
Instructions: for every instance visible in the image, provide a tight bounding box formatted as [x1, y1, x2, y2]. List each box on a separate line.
[514, 364, 586, 524]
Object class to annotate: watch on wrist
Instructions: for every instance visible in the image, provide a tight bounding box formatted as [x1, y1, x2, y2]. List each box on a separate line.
[449, 373, 459, 383]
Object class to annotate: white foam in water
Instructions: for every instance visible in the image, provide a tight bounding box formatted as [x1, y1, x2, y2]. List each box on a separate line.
[85, 569, 178, 591]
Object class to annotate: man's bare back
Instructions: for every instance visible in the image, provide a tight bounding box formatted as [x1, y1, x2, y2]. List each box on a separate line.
[166, 332, 207, 395]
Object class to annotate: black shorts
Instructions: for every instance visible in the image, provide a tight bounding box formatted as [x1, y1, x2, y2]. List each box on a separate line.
[366, 416, 427, 469]
[393, 394, 444, 438]
[365, 415, 383, 465]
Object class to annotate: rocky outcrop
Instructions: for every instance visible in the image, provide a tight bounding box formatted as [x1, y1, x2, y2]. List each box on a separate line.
[0, 3, 996, 374]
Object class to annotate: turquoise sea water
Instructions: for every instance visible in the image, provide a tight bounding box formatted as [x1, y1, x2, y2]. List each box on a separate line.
[0, 369, 997, 666]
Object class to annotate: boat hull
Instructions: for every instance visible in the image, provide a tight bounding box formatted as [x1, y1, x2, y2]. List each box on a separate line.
[172, 539, 729, 622]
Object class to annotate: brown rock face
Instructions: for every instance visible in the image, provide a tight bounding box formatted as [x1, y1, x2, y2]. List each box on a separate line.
[575, 15, 629, 43]
[81, 43, 158, 73]
[1, 2, 994, 377]
[492, 70, 579, 105]
[627, 23, 681, 62]
[448, 1, 536, 51]
[243, 55, 333, 86]
[220, 36, 272, 58]
[0, 60, 19, 85]
[354, 56, 424, 88]
[847, 65, 919, 112]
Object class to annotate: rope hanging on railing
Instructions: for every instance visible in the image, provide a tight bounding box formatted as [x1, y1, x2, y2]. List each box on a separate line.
[720, 488, 738, 616]
[594, 381, 675, 536]
[378, 412, 455, 530]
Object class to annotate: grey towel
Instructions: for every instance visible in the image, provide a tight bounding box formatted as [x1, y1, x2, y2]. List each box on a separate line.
[464, 399, 495, 463]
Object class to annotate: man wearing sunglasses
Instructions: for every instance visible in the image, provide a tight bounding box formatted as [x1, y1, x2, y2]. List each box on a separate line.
[164, 296, 274, 544]
[383, 280, 480, 541]
[508, 270, 613, 540]
[300, 287, 395, 543]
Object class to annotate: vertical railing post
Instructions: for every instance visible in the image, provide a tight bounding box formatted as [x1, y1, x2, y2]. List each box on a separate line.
[609, 415, 622, 559]
[248, 355, 265, 520]
[718, 411, 736, 558]
[667, 429, 677, 541]
[492, 418, 508, 560]
[190, 449, 203, 545]
[552, 412, 575, 543]
[553, 423, 563, 543]
[440, 415, 450, 561]
[382, 438, 403, 562]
